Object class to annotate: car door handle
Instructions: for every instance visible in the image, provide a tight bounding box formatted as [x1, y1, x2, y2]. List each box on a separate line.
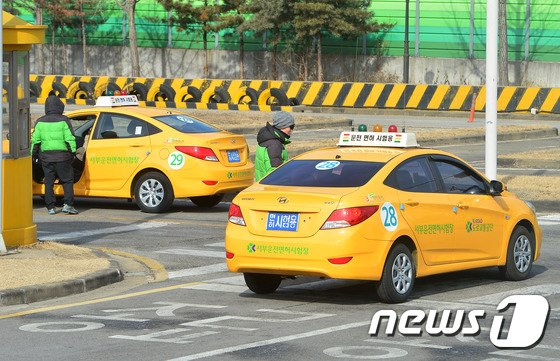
[404, 201, 419, 206]
[456, 203, 469, 210]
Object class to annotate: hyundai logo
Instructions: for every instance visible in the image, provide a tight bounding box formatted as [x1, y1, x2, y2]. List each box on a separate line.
[277, 197, 288, 204]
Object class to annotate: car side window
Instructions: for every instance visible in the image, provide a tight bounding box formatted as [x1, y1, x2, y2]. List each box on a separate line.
[387, 157, 439, 193]
[433, 160, 487, 194]
[93, 113, 148, 139]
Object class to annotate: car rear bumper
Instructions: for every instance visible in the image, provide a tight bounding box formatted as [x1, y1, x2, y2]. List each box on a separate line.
[225, 225, 391, 281]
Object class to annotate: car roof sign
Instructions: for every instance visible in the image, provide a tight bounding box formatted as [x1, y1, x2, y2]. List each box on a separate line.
[337, 131, 419, 148]
[95, 95, 139, 107]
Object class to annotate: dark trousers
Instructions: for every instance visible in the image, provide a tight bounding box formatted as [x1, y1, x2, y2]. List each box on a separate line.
[42, 159, 74, 209]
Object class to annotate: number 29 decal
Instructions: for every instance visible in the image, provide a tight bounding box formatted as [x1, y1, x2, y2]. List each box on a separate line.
[380, 202, 398, 231]
[168, 151, 186, 170]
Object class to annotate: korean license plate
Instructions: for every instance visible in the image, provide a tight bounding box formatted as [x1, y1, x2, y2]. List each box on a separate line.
[227, 150, 240, 162]
[266, 212, 299, 231]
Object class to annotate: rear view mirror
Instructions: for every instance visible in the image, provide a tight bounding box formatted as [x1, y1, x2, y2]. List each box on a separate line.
[490, 180, 504, 195]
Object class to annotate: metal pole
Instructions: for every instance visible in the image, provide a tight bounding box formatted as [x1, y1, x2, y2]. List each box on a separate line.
[486, 0, 498, 180]
[0, 7, 7, 254]
[525, 0, 530, 60]
[415, 0, 419, 56]
[403, 0, 410, 83]
[470, 0, 475, 58]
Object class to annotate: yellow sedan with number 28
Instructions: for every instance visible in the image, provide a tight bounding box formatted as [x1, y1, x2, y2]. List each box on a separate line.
[225, 130, 541, 303]
[32, 95, 254, 213]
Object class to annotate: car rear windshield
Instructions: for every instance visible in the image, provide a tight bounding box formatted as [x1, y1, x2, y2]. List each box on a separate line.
[154, 115, 219, 133]
[260, 160, 384, 187]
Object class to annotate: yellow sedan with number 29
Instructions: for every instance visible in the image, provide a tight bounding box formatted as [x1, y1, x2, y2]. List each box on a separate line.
[32, 95, 254, 213]
[225, 130, 541, 303]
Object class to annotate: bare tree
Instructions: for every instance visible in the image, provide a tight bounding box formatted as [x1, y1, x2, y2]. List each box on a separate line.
[115, 0, 141, 77]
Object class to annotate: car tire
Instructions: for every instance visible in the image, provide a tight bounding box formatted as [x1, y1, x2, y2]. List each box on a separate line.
[134, 172, 174, 213]
[499, 225, 534, 281]
[189, 194, 224, 208]
[244, 273, 282, 294]
[375, 243, 415, 303]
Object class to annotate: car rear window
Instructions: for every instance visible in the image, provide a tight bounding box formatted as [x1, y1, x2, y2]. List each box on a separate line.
[260, 160, 384, 187]
[154, 115, 219, 133]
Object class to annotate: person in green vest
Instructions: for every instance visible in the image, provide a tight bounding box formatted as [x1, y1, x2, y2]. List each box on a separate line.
[254, 111, 295, 181]
[31, 94, 79, 215]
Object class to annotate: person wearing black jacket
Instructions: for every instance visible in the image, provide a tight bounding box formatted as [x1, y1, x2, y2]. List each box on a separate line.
[254, 111, 295, 181]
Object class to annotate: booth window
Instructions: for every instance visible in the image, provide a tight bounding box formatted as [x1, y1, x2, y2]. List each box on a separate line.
[2, 51, 30, 159]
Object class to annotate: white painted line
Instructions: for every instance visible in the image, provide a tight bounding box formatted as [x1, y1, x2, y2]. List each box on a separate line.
[39, 222, 170, 241]
[156, 249, 225, 258]
[538, 221, 560, 226]
[464, 284, 560, 305]
[204, 242, 224, 248]
[166, 321, 371, 361]
[182, 283, 247, 293]
[168, 263, 228, 279]
[538, 214, 560, 222]
[202, 275, 245, 285]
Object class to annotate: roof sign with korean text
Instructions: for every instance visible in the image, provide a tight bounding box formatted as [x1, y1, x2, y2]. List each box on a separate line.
[337, 132, 419, 148]
[95, 95, 139, 107]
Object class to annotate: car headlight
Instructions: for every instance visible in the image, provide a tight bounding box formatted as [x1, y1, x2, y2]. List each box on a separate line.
[524, 201, 537, 214]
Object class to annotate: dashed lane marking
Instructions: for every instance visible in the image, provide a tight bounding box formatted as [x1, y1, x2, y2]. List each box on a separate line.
[167, 264, 228, 279]
[156, 249, 224, 258]
[39, 222, 171, 241]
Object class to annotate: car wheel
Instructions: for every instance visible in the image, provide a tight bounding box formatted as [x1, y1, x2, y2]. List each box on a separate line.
[189, 194, 224, 208]
[134, 172, 174, 213]
[376, 243, 415, 303]
[244, 273, 282, 294]
[499, 226, 534, 281]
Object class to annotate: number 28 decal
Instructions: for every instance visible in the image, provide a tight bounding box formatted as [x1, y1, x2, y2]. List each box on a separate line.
[168, 151, 185, 170]
[380, 202, 398, 231]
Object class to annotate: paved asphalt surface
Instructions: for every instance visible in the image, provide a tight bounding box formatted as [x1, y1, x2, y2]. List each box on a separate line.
[1, 107, 558, 361]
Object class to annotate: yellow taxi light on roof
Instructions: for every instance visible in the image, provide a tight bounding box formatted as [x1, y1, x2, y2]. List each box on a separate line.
[337, 131, 419, 148]
[95, 95, 139, 107]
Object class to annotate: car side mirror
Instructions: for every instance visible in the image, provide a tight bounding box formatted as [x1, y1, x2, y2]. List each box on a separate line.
[489, 180, 504, 195]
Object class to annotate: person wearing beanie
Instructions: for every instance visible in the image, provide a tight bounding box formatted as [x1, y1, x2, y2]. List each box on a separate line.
[31, 94, 79, 215]
[254, 111, 295, 181]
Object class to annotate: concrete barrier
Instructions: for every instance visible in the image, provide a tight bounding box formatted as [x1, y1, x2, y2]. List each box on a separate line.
[29, 74, 560, 114]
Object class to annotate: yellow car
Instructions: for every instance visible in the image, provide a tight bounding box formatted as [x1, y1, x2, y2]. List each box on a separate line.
[32, 95, 254, 212]
[225, 131, 542, 303]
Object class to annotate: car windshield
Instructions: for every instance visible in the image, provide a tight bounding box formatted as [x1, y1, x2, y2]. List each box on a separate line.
[261, 160, 384, 187]
[154, 114, 219, 133]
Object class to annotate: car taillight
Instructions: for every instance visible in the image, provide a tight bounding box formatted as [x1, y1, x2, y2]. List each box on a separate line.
[228, 203, 246, 226]
[321, 206, 379, 230]
[175, 146, 218, 161]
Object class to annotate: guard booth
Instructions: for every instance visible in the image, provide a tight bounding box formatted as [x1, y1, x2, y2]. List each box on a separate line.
[2, 12, 46, 247]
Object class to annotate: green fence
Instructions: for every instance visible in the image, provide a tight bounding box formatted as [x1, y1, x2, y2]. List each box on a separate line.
[17, 0, 560, 61]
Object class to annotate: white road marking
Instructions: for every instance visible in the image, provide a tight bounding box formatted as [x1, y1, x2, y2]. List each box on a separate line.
[182, 283, 247, 293]
[204, 242, 224, 248]
[166, 321, 371, 361]
[39, 222, 170, 241]
[490, 349, 558, 360]
[464, 284, 560, 305]
[156, 249, 225, 258]
[168, 263, 228, 279]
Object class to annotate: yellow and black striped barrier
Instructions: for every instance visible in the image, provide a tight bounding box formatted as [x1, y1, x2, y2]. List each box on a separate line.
[28, 74, 560, 114]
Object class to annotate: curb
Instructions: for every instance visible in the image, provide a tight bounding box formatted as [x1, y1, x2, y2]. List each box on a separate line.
[0, 261, 123, 306]
[96, 247, 168, 282]
[497, 158, 560, 169]
[420, 128, 559, 147]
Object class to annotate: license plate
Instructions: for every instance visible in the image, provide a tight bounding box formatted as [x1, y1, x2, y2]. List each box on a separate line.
[227, 150, 240, 162]
[266, 212, 299, 231]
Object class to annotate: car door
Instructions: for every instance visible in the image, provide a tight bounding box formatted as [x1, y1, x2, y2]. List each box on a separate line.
[387, 156, 457, 266]
[430, 156, 506, 262]
[84, 112, 151, 191]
